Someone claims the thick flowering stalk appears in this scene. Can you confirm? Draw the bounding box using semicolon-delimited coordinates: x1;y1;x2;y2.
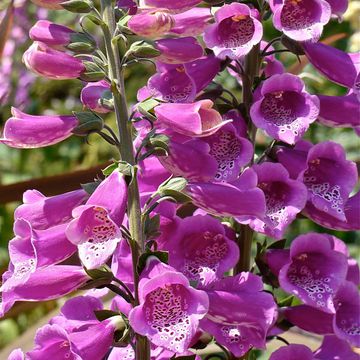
99;0;150;357
1;0;360;358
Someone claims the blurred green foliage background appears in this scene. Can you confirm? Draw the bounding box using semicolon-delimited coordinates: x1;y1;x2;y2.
0;0;359;353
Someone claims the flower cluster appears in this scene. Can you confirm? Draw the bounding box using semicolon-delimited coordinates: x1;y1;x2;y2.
0;0;359;359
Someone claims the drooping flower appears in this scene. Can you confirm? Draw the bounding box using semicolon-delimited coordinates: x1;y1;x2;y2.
50;295;103;332
157;214;239;287
80;80;112;113
276;141;360;230
170;8;213;36
29;20;75;48
0;265;89;317
250;73;320;144
66;170;127;269
154;36;203;64
283;304;334;335
0;107;79;148
283;282;360;348
314;335;360;360
129;257;209;353
15;188;87;230
186;168;266;220
278;232;348;313
333;281;360;347
23;42;85;80
159;111;253;182
266;233;359;287
204;3;263;59
317;93;360;129
270;0;331;42
138;56;221;103
299;141;358;222
10;219;76;270
154;99;226;137
248;162;308;239
128;9;174;38
269;335;360;359
269;344;315;360
200;273;277;357
302;42;360;94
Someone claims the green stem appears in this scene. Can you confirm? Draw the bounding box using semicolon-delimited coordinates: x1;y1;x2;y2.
234;44;261;276
100;1;150;359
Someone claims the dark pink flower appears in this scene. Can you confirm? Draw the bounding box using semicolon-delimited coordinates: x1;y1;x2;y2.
204;3;263;59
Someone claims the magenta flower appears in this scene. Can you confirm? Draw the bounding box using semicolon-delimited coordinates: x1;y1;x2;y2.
159;136;219;181
170;8;213;36
278;233;348;313
23;42;85;80
128;9;174;38
80;80;112;113
283;304;334;335
303;42;360;94
250;73;320;144
284;282;360;348
270;335;359;359
154;99;226;137
204;3;263;59
155;37;203;64
118;0;137;15
314;335;360;360
266;233;359;286
201;114;253;182
10;219;76;271
129;257;209;353
66;171;127;269
7;349;24;360
0;107;79;148
317;93;360;129
248;162;307;239
304;190;360;231
333;281;360;347
140;0;202;13
14;188;87;231
160;112;253;182
50;295;103;332
300;141;358;222
139;56;221;103
269;344;314;360
158;214;239;287
26;324;82;360
270;0;331;42
200;273;277;357
0;265;89;316
187;168;266;220
29;20;74;48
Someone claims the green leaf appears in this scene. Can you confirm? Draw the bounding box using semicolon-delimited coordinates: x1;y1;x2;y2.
81;180;101;195
159;189;192;204
277;295;295;307
84;265;113;281
60;0;93;13
126;41;161;59
94;310;120;322
144;214;160;240
159;177;187;192
72;111;104;135
137;98;160;120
